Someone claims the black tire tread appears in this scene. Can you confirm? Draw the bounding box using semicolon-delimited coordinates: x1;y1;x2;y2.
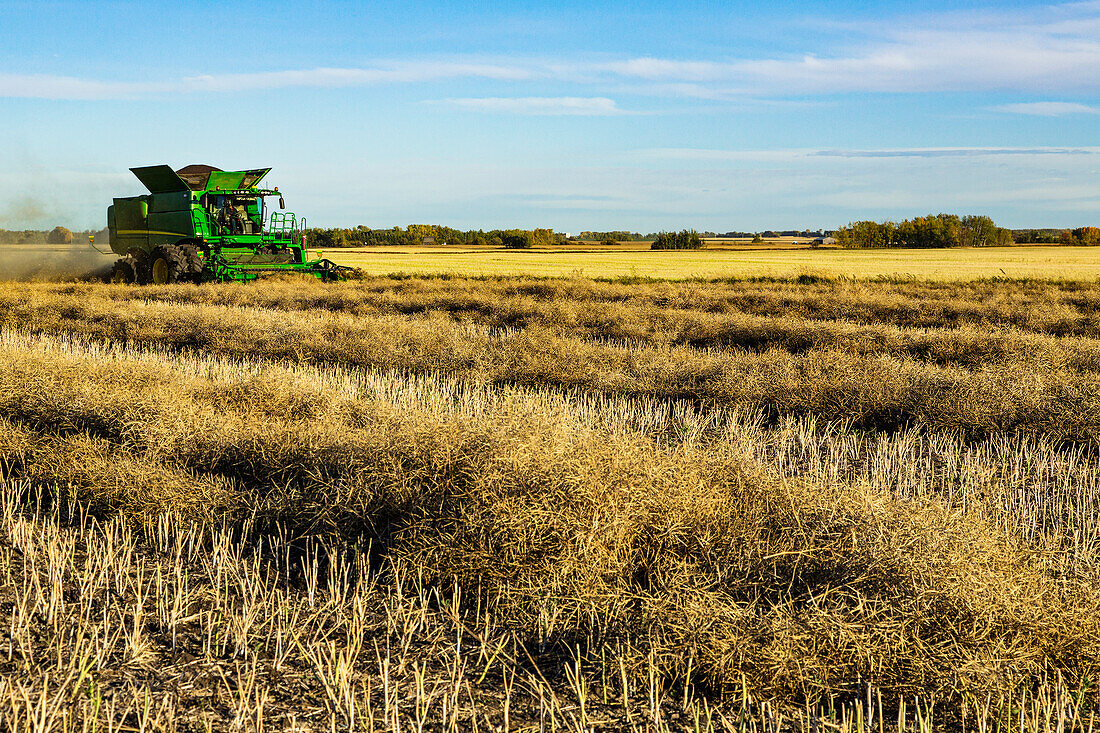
178;242;205;279
111;256;139;284
150;244;189;284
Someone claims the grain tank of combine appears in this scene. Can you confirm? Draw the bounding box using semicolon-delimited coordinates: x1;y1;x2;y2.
107;164;347;283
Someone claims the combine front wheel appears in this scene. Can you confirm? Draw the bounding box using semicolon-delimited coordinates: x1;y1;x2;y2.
110;256;139;284
178;243;205;281
148;245;189;285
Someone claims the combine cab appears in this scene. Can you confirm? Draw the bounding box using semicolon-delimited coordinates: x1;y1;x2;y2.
107;164;349;284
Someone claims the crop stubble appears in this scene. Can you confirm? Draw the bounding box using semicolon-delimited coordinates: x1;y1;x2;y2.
1;275;1099;731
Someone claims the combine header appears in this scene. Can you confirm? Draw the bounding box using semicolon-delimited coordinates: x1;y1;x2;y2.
107;164;349;283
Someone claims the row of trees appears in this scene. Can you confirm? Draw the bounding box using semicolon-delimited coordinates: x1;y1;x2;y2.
306;225;566;249
500;229;561;248
0;227;108;244
834;215;1014;249
319;222;1094;249
577;230;650;242
308;227;834;247
1011;228;1100;245
1014;229;1064;244
579;229;829;240
651;230;704;250
1060;227;1100;245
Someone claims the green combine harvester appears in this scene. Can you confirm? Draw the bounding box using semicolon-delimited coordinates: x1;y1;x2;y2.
107;164;349;283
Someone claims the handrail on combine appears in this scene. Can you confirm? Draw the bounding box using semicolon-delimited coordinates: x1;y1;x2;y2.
268;211;306;242
189;207;204;236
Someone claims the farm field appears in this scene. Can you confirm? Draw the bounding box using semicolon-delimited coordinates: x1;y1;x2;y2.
324;244;1100;280
2;274;1100;730
4;242;1096;282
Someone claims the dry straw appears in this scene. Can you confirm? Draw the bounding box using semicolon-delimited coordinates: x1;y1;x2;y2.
2;276;1100;729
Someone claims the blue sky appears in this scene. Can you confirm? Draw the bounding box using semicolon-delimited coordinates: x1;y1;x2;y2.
1;0;1098;231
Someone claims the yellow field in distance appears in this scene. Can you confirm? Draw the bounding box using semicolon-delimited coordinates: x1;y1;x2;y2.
322;243;1100;281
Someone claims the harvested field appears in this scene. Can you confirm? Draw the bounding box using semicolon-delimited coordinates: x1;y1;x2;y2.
2;275;1100;731
324;244;1100;280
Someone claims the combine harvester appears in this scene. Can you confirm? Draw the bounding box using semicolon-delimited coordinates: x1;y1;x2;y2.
107;164;349;283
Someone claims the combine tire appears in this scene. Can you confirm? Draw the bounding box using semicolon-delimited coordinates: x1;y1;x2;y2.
110;256;139;284
148;245;189;285
178;243;204;279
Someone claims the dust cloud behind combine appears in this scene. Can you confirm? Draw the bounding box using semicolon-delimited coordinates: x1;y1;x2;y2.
0;197;52;225
0;246;115;282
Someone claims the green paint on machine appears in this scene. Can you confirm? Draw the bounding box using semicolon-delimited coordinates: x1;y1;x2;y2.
106;164;349;284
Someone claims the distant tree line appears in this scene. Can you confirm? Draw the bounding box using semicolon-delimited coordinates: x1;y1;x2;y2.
306;225;565;249
1059;227;1100;246
650;230;704;250
835;215;1014;248
500;229;561;249
577;229;830;241
772;230;828;238
577;231;651;242
1010;228;1100;245
0;227;108;244
1013;229;1064;244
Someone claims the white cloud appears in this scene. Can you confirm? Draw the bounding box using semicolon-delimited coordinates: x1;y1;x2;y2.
637;148;815;163
602;4;1100;96
994;101;1100;116
3;2;1100;101
0;62;535;100
812;147;1099;158
613;145;1100;226
0;73;161;100
179;63;533;93
642;146;1100;161
599;59;730;82
431;97;624;115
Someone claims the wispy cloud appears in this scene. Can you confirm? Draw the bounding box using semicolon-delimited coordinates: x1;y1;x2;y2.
180;63;533;93
0;73;160;100
0;62;534;100
812;147;1098;158
613;143;1100;226
637;148;814;163
493;193;619;202
430;96;625;115
599;59;729;82
3;2;1100;101
642;146;1100;161
993;101;1100;116
600;3;1100;97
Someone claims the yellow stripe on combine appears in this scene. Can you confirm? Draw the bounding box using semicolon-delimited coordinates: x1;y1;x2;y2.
116;230;190;237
